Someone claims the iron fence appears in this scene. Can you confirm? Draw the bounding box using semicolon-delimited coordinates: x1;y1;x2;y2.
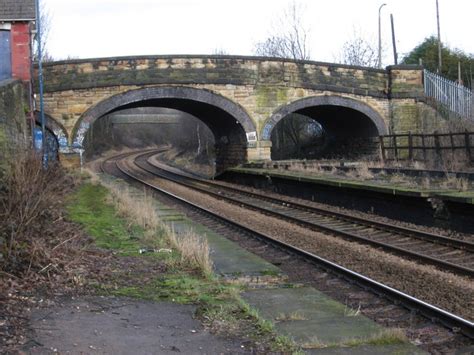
424;69;472;119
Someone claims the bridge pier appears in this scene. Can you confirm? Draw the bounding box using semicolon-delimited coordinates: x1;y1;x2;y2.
58;151;81;169
247;140;272;162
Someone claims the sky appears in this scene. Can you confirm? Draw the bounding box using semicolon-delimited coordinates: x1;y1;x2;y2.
44;0;474;66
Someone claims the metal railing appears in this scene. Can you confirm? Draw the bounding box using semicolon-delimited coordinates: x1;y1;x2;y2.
424;69;472;119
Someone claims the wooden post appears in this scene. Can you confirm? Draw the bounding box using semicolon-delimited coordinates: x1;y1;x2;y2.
458;61;462;83
379;136;386;162
421;134;427;162
449;132;456;160
393;135;398;160
465;130;472;162
390;14;398;65
408;131;413;161
434;131;442;166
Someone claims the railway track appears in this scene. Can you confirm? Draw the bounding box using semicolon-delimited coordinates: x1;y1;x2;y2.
99;150;474;340
139;152;474;279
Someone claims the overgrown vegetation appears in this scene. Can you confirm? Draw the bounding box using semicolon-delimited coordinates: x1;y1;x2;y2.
263;159;473;192
0;153;88;278
0;152;96;352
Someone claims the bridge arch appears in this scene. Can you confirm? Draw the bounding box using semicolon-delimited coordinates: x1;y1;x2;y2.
35;112;69;153
72;86;257;172
72;86;256;145
262;95;388;159
263;95;387;139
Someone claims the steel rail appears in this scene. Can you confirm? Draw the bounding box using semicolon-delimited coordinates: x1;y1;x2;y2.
147;155;474;252
112;152;474;339
137;154;474;278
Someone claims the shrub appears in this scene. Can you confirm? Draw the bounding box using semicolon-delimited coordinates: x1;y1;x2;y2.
0;152;86;277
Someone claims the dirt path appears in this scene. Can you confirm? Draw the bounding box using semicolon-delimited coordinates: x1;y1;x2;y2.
27;296;247;354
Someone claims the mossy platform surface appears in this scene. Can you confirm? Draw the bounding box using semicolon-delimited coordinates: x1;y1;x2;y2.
228;167;474;205
243;287;424;354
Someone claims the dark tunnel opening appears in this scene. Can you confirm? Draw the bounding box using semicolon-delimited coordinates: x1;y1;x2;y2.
271;105;380;161
82;98;249;176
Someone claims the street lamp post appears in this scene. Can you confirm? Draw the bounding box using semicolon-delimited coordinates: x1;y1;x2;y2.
436;0;442;73
35;0;47;168
378;3;387;69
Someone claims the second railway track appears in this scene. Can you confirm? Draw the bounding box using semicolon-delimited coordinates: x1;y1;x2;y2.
137;151;474;279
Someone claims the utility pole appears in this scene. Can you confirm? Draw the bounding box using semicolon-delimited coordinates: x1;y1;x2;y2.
458;61;461;84
390;14;398;65
378;3;387;69
436;0;442;74
35;0;47;167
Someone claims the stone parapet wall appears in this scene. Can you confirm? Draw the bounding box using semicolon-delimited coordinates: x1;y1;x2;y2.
40;56;391;96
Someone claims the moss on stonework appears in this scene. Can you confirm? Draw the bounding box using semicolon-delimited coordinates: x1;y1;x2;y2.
390;82;423;94
255;86;288;111
0;124;6;147
392;104;421;133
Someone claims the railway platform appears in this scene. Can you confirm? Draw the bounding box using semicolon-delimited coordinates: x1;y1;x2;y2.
103;174;424;354
223;166;474;233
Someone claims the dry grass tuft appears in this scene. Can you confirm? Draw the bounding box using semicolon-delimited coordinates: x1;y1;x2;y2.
345;328;407;347
275;310;308;321
169;230;213;276
86;169;213;276
107;186;160;231
302;328;407;349
440;176;470;191
412;161;426;170
421;177;431;189
355;163;374;180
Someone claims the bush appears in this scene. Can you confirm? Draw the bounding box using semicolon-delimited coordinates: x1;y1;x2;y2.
0;152;86;277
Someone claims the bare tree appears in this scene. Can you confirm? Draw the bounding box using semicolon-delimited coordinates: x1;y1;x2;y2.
34;0;53;61
254;1;310;60
212;48;228;55
254;2;316;158
339;29;378;67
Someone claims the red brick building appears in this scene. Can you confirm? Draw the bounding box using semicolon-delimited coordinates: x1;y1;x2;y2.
0;0;36;82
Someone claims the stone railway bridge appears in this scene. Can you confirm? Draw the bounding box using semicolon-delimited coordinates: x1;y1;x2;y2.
38;55;431;171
